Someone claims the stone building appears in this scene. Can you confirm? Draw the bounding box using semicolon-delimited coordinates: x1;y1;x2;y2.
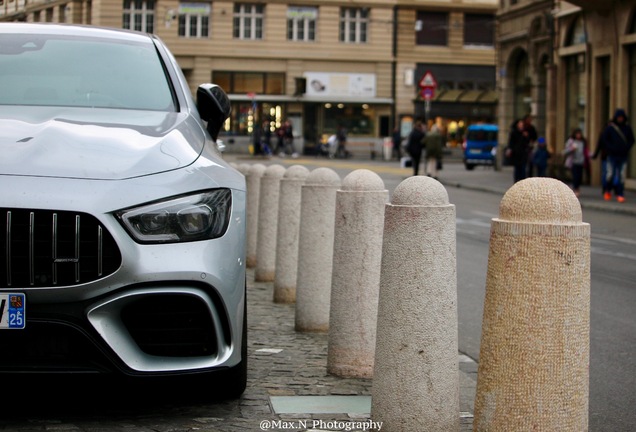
0;0;498;154
498;0;636;189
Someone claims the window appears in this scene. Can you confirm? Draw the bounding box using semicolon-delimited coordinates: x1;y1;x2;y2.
340;7;368;43
287;6;317;42
123;0;155;33
233;3;264;40
178;2;210;38
212;71;285;95
464;14;494;47
416;11;448;46
567;15;586;46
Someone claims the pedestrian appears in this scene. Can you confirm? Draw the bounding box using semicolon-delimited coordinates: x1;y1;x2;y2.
532;136;551;177
563;128;587;197
252;122;262;156
598;108;635;202
423;124;444;179
406;121;426;176
391;126;402;161
275;124;285;155
591;121;610;197
523;114;538;177
282;120;296;157
504;119;530;183
335;124;348;159
260;120;272;156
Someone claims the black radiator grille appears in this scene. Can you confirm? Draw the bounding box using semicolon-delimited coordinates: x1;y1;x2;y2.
1;209;122;288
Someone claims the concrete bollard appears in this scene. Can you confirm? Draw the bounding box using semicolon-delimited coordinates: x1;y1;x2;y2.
236;163;252;176
327;169;388;378
273;165;310;303
295;167;341;333
473;177;590;432
255;164;286;282
246;163;266;268
371;176;459;432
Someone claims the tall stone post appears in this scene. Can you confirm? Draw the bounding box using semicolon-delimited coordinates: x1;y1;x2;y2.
295;168;341;333
236;163;251;176
273;165;310;303
473;177;590;432
371;176;459;432
255;164;286;282
246;163;266;269
327;170;387;378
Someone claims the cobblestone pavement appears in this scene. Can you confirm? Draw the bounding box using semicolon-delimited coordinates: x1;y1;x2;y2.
0;267;476;431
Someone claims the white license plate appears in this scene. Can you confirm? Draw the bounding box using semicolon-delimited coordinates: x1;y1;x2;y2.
0;293;25;329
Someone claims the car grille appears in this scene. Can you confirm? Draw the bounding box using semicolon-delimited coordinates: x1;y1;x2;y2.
121;294;218;358
0;208;122;288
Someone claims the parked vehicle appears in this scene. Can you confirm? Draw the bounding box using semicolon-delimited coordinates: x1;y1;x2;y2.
462;124;499;170
0;23;246;397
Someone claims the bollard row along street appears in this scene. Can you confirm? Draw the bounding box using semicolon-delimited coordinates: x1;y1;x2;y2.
236;163;589;432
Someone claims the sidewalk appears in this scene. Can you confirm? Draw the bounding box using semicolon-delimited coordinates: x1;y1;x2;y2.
226;152;636;216
243;267;476;432
434;162;636;217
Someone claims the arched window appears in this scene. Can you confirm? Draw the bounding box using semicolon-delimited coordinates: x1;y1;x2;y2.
563;15;586;136
513;51;531;119
566;15;586;46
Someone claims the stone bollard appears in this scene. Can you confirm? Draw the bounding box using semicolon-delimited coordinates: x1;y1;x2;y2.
246;163;266;268
273;165;310;303
473;177;590;432
255;164;286;282
371;176;459;432
295;167;341;333
236;163;252;176
327;169;388;378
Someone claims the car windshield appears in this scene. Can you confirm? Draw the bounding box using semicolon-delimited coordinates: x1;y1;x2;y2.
467;130;497;141
0;33;175;111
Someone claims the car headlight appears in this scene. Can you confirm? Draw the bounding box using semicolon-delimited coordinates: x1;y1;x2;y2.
117;189;232;243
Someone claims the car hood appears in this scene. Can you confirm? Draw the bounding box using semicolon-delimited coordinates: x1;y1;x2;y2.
0;106;207;180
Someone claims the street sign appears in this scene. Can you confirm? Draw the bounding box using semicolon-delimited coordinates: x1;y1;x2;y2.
418;71;437;90
421;87;435;100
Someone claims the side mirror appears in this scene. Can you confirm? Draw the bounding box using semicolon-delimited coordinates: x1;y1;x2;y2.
197;83;231;141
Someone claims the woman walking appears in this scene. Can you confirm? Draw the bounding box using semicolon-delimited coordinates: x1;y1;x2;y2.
563;128;587;197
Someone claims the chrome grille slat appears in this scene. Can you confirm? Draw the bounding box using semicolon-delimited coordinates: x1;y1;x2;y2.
6;211;11;287
0;208;122;288
52;213;58;285
97;225;103;277
74;215;81;283
29;212;34;286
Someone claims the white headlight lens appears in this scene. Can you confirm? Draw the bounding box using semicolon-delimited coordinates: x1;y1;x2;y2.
118;189;232;243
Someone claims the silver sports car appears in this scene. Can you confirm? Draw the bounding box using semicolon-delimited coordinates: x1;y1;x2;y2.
0;23;247;396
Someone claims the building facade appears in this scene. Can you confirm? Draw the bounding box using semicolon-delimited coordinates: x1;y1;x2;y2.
1;0;498;154
498;0;636;189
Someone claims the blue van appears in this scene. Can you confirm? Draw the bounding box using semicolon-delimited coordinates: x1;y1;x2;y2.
462;124;499;170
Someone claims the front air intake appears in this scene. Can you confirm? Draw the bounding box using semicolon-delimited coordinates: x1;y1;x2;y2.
120;294;218;357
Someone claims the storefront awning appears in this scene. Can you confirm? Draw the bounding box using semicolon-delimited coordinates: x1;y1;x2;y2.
477;90;498;103
435;89;464;102
228;94;393;104
458;90;483;103
428;89;498;104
